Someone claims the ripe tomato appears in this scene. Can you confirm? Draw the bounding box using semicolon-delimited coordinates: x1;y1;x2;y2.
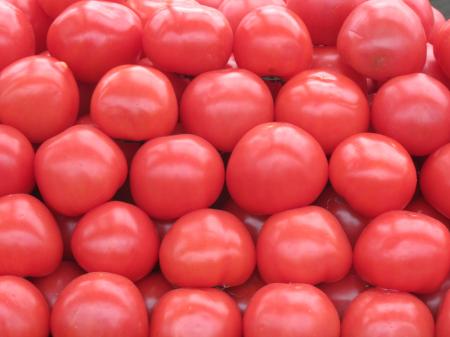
275;69;369;154
143;4;232;75
47;1;143;83
436;290;450;337
72;201;159;281
160;209;255;287
38;0;124;18
342;288;434;337
329;133;417;217
430;7;446;45
233;6;312;79
130;134;224;220
0;276;49;337
337;0;426;81
406;194;449;228
136;272;173;320
227;123;328;215
257;206;352;284
402;0;434;38
0;194;63;277
52;272;148;337
35;125;128;216
0;55;79;143
420;273;450;316
151;288;241;337
244;283;340;337
422;43;450;88
181;69;274;152
54;213;79;260
434;20;450;79
127;0;199;22
226;272;265;313
91;65;178;141
196;0;223;8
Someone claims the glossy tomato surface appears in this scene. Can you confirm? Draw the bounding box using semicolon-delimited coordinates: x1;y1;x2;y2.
430;7;446;45
127;0;199;22
402;0;434;38
406;194;449;228
422;43;450;88
136;272;173;320
435;21;450;90
436;290;450;337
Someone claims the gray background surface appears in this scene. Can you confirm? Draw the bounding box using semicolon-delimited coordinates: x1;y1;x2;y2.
432;0;450;17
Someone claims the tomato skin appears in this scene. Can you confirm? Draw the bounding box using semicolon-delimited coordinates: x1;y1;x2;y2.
227;122;328;215
430;7;446;46
151;288;241;337
337;0;427;81
436;290;450;337
72;201;159;281
233;6;312;79
37;0;124;18
127;0;199;22
422;43;450;88
35;125;128;217
406;194;449;228
160;209;255;287
342;288;434;337
47;1;143;83
130;134;224;220
329;133;417;218
435;21;450;79
181;69;274;152
402;0;434;38
136;272;173;320
244;283;340;337
51;272;148;337
0;276;49;337
275;69;369;154
420;273;450;316
196;0;223;8
226;272;265;313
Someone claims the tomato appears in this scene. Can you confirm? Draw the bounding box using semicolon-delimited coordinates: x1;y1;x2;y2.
436;290;450;337
337;0;426;81
434;20;450;79
286;0;365;46
130;134;224;220
406;194;449;228
136;272;173;320
226;272;265;313
54;214;79;260
143;4;232;75
0;125;34;197
151;288;241;337
196;0;223;8
38;0;125;18
233;6;312;79
31;260;84;308
227;123;328;215
52;272;148;337
47;1;143;83
422;43;450;88
127;0;199;22
160;209;255;287
0;1;35;71
35;125;128;216
181;69;274;152
402;0;434;38
91;65;178;141
0;276;49;337
430;7;446;45
72;201;159;281
329;133;417;217
0;56;79;143
275;69;369;154
244;283;340;337
420;273;450;316
341;288;434;337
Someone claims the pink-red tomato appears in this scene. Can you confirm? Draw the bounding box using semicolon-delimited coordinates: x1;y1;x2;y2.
436;290;450;337
244;283;340;337
430;7;446;45
47;1;143;83
127;0;199;22
54;214;79;260
422;43;450;87
233;6;312;79
35;125;128;216
420;273;450;316
227;123;328;215
342;288;434;337
226;272;265;313
435;20;450;79
0;276;49;337
52;272;148;337
160;209;255;287
337;0;427;81
181;69;274;152
38;0;125;18
406;194;449;228
196;0;223;8
329;133;417;218
130;134;224;220
91;65;178;141
151;288;241;337
402;0;434;38
136;272;173;320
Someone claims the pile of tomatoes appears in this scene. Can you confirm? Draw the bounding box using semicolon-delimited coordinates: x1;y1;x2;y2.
1;0;450;336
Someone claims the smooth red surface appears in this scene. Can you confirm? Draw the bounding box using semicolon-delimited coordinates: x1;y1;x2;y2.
402;0;434;38
436;290;450;337
422;43;450;87
136;272;173;320
127;0;199;22
430;7;446;45
406;194;449;228
435;21;450;81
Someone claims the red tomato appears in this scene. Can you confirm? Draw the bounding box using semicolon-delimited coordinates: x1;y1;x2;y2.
35;125;128;216
420;273;450;316
337;0;426;81
31;260;84;308
342;288;434;337
151;288;241;337
226;272;265;313
406;194;449;228
0;56;79;143
127;0;199;22
244;283;340;337
52;272;148;337
435;20;450;79
436;290;450;337
160;209;255;287
227;123;328;215
143;4;232;75
257;206;352;284
0;1;35;71
0;276;49;337
72;201;159;281
47;1;143;83
38;0;125;18
130;134;224;220
354;211;450;293
54;213;79;260
422;43;450;88
136;272;173;320
430;7;446;45
91;65;178;141
329;133;417;217
233;6;312;79
0;194;63;277
275;69;369;154
196;0;223;8
402;0;434;38
181;69;274;152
